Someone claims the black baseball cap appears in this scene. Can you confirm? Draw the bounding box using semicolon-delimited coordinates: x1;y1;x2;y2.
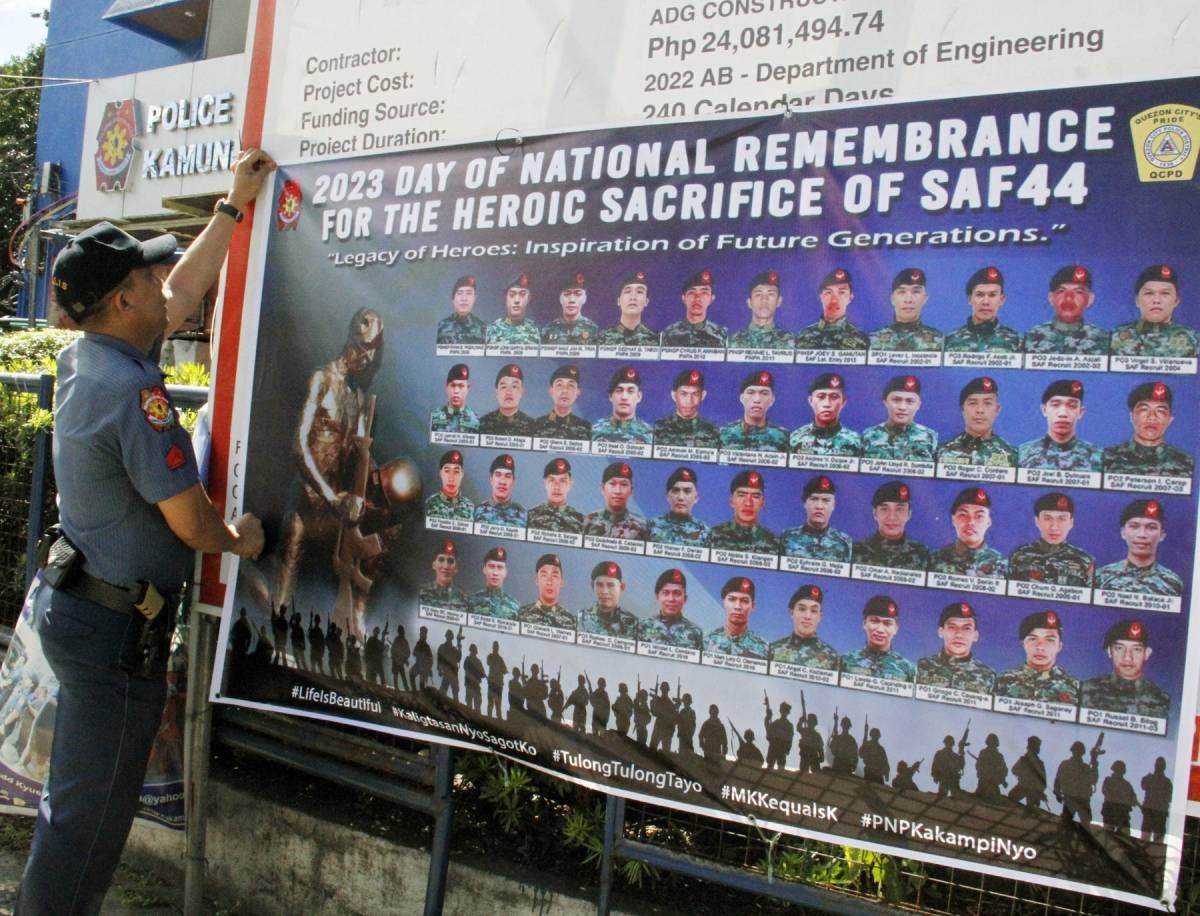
52;222;178;321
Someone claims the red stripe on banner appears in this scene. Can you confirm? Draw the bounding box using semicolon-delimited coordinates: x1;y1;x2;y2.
200;0;277;608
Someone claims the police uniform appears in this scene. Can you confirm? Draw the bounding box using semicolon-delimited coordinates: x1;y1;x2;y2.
769;635;840;669
916;653;996;693
582;508;648;539
474;500;527;528
578;604;638;638
860;422;937;461
780;524;853;561
1103;441;1194;477
526;502;584;533
647;513;712;545
1018;436;1103;471
709;522;779;553
591;416;654;444
430;404;480;433
661;319;727;348
703;628;769;659
993;665;1079;703
518;600;576;629
943;319;1021;352
853;533;929;570
1023;320;1109;354
479;410;534;436
793;318;869;350
1110;320;1199;357
542;315;600;343
436;312;487;344
719;421;788;452
532;412;592;440
840;648;916;682
869;322;943;351
1008;541;1094;586
486;317;541;346
654;414;720;448
1094;560;1183;596
419;583;467;609
937;433;1017;467
467;588;520;620
636;615;702;649
425;491;475;521
728;324;794;349
788;423;861;456
1081;674;1169;718
928;543;1008;578
598;323;659;346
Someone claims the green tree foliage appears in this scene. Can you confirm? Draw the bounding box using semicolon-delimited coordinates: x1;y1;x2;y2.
0;41;45;262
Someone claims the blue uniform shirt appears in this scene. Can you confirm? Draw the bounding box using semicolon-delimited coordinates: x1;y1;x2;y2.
55;333;199;593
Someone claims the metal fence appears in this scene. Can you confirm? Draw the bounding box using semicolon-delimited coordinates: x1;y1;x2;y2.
2;370;1197;916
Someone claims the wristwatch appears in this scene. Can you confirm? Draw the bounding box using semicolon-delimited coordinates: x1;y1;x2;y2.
213;198;243;223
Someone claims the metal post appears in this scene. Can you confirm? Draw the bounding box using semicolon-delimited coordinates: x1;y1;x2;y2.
23;373;53;590
424;744;455;916
597;794;624;916
183;605;219;916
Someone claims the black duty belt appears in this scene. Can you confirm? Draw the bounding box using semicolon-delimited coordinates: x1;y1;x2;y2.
60;567;175;618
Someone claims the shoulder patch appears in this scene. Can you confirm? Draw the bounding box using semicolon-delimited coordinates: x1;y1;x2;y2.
166;444;187;470
140;386;174;431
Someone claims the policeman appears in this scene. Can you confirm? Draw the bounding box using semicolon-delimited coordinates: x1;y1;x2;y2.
485;272;540;345
916;602;996;693
541;270;599;343
1007;492;1095;587
466;546;521;619
728;269;794;349
479;363;535;436
582;462;648;539
793;267;869;350
1102;381;1194;477
860;375;938;461
517;554;576;628
788;372;861;456
22;147;273;913
418;539;467;609
531;364;591;440
840;595;916;682
852;481;930;570
592;365;654;444
1024;264;1109;354
473;454;527;527
928;487;1008;578
943;266;1021;352
769;584;840;670
703;576;769;659
1017;379;1102;471
869;267;944;351
526;457;585;533
936;376;1017;467
780;475;853;561
660;269;728;347
597;269;658;346
635;568;702;649
430;363;479;433
577;561;638;637
718;370;788;452
424;450;474;521
1110;264;1197;357
1095;499;1183;595
647;466;712;546
653;368;721;448
1080;620;1169;718
709;470;780;552
435;275;487;344
993;610;1079;703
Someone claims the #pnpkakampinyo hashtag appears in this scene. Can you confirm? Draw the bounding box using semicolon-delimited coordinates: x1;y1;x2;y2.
861;813;873;827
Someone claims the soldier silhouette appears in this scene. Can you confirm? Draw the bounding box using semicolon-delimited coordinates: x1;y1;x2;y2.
973;733;1008;801
649;681;679;752
409;626;433;690
612;683;633;736
1008;736;1048;809
1140;756;1171;843
764;700;794;770
566;675;589;732
1101;760;1137;835
1055;740;1098;828
798;713;824;774
931;735;964;799
860;727;890;785
698;705;727;763
734;728;764;768
485;642;506;717
633;688;651;745
675;694;696;755
390;625;411;691
828;716;858;775
463;645;484;713
590;677;611;734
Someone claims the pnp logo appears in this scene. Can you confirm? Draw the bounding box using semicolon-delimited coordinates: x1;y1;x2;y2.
1130;105;1200;182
